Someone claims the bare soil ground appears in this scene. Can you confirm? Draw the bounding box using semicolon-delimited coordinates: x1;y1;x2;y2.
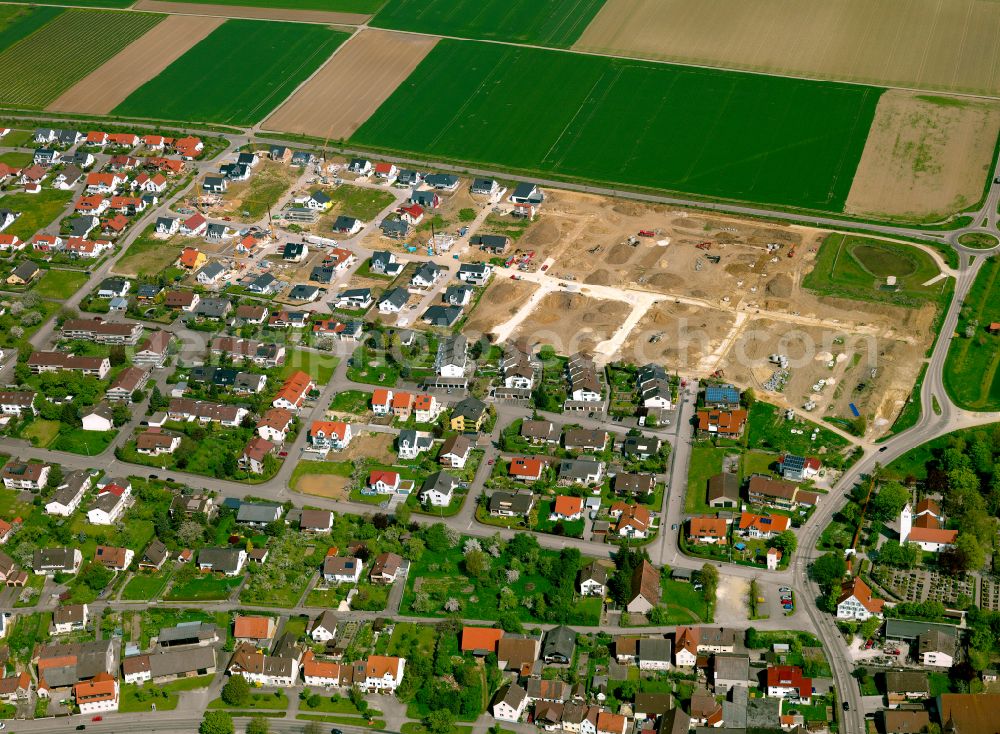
296;474;349;499
510;292;631;354
846;91;1000;220
464;277;539;336
575;0;1000;95
329;431;394;463
466;188;939;435
264;29;438;140
206;160;298;223
48;14;225;114
133;0;371;24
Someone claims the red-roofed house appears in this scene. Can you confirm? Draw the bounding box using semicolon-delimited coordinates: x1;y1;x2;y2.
308;420;352;453
180;213;207;236
836;576;884;621
391;391;414;419
766;665;812;703
371;388;392;416
399;203;424;225
368;471;400;494
737;511;790;540
549;495;583;521
272;371;315;411
900;503;957;552
461;626;504;655
509;457;544;482
688;516;728;545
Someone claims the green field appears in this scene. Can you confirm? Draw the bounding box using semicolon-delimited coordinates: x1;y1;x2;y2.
0;6;64;54
164;0;382;9
113;20;349;125
0;189;74;240
685;445;728;515
52;429;115;455
351;40;881;211
0;151;32;167
33;269;89;299
944;256;1000;410
0;9;163;108
803;234;948;307
372;0;606;46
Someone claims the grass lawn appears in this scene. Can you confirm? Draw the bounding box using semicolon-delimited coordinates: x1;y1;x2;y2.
957;232;998;249
298;714;385;728
0;151;32;167
658;578;711;623
352;40;881;211
945;256;1000;410
163;0;383;10
165;574;242;601
885;423;998;481
802;233;949;307
33;268;88;299
346;351;399;386
0;6;64;54
300;696;382;716
741;449;778;479
52;428;115;455
280;348;339;385
0;9;164;108
19;419;61;447
290;459;352;488
685;445;728;514
119;675;213;712
209;691;288;711
0;188;73;240
929;671;951;696
121;569;171;601
305;585;351;608
116;227;197;277
329;389;371;414
371;0;604;46
113;19;349;125
746;401;852;467
321;184;397;222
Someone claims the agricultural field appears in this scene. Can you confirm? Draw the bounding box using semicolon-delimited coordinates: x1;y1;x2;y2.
802;234;948;308
0;5;64;54
112;19;350;125
944;257;1000;411
0;9;164;109
49;14;225;114
371;0;606;46
845;92;1000;222
139;0;383;12
132;0;374;23
264;29;438;141
351;40;881;211
574;0;1000;96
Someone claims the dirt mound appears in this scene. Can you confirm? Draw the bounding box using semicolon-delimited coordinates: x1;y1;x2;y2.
523;218;561;247
647;272;684;290
766;274;793;298
585;269;612;285
612;202;645;216
606;243;635;265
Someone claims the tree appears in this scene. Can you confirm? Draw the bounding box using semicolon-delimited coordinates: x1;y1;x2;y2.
771;530;798;556
306;693;322;708
246;716;270;734
111;403;132;427
425;707;455;734
869;482;909;523
810;553;846;594
46;463;63;489
463;549;490;580
697;563;719;602
395;502;411;527
131;389;145;404
199;711;234;734
221;675;250;707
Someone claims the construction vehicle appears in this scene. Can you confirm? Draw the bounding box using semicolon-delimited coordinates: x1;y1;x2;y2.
787;246;796;258
406;245;417;253
638;230;655;237
696;242;712;250
706;255;721;264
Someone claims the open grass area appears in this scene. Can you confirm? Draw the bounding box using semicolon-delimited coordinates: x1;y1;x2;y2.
352;40;880;211
121;569;172;601
19;419;61;447
322;184;396;222
885;423;999;481
372;0;604;46
113;19;349;125
280;348;339;385
223;161;295;221
0;188;73;240
746;401;853;467
329;389;370;415
0;151;32;167
0;9;163;108
803;233;948;307
0;6;64;54
658;577;711;623
209;691;288;711
685;445;731;514
290;459;353;488
944;256;1000;410
52;428;115;456
115;227;197;277
165;574;242;601
120;675;213;712
33;268;89;299
958;232;999;249
164;0;383;10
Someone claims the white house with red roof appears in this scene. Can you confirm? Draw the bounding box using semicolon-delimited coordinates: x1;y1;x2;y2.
373;162;398;182
368;471;401;495
836;576;884;621
180;213;207;236
899;503;957;552
509;457;545;482
766;665;812;703
371;388;392;416
549;495;583;522
308;420;352;454
399;203;424;225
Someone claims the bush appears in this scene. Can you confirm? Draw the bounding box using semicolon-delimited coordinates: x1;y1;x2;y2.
221;675;250;707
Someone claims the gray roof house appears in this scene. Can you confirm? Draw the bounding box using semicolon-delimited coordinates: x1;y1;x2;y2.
236;503;282;526
542;626;576;664
422;305;462;327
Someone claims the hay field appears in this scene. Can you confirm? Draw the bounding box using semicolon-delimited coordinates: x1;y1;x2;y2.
0;9;164;109
575;0;1000;96
112;18;349;125
48;14;225;114
265;29;437;140
846;91;1000;220
351;40;881;211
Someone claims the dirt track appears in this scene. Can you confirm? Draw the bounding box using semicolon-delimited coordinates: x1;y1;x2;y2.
264;29;438;140
133;0;371;24
575;0;1000;95
48;14;224;114
846;91;1000;220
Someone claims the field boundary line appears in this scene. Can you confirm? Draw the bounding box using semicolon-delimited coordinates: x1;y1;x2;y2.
539;65;619;167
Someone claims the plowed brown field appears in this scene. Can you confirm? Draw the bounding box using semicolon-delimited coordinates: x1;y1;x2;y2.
48;14;224;114
264;29;437;140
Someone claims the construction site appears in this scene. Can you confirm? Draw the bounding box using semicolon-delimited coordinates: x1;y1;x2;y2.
475;189;942;437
